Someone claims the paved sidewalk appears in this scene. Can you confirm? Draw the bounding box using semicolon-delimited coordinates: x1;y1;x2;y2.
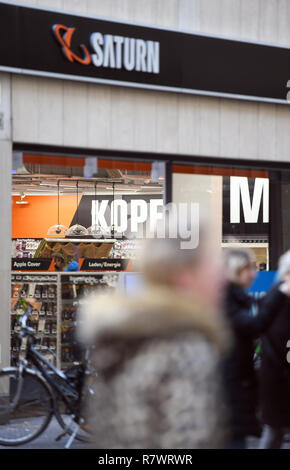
248;436;290;449
1;420;290;450
0;417;89;449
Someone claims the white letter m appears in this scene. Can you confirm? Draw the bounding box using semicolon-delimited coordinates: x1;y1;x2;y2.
230;177;269;223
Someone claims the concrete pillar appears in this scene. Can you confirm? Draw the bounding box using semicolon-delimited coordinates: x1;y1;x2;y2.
0;73;12;368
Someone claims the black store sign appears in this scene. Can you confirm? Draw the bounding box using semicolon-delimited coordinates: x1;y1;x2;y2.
12;258;53;271
1;2;290;103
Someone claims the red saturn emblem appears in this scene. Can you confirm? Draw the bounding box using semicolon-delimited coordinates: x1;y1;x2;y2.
52;24;91;65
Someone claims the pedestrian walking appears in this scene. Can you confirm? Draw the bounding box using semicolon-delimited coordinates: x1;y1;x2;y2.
222;248;289;449
78;226;230;449
259;250;290;449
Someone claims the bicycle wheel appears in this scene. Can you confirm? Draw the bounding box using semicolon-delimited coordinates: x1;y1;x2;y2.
56;411;91;443
54;393;92;443
54;380;92;443
0;368;54;446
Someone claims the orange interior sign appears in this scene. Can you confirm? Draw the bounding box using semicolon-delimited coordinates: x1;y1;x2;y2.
12;195;76;238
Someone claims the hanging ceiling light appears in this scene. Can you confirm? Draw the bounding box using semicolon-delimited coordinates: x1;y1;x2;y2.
109;181;123;239
111;182;116;238
47;180;68;237
65;181;88;237
87;181;110;238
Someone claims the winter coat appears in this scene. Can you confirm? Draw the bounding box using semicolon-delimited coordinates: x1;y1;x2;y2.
223;282;286;440
78;286;230;449
260;283;290;428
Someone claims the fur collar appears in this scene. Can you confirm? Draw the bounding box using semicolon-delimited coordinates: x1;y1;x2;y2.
79;286;230;353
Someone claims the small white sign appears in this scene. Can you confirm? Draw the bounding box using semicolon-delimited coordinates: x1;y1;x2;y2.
84;157;98;177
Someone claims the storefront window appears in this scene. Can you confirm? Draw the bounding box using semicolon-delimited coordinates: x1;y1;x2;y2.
12;154;164;265
10;154;290;369
11;153;164;367
172;163;284;271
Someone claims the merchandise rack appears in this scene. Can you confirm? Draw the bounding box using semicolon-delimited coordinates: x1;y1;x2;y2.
11;273;59;367
11;271;120;369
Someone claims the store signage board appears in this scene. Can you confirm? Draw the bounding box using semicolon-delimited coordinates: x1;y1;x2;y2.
1;2;290;103
229;177;269;224
12;258;54;271
78;258;132;272
61;273;119;285
11;273;58;282
69;194;163;239
223;176;269;238
11;257;133;272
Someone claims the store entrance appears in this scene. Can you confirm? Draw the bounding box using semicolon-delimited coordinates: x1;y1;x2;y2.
11;153;164;368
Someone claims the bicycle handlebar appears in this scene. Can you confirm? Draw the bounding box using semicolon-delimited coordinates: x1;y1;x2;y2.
20;305;33;327
17;302;35;339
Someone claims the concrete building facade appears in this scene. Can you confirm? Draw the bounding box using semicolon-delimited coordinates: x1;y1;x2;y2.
1;0;290;367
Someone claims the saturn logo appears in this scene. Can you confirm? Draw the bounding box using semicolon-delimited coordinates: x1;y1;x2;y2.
52;24;91;65
52;24;160;74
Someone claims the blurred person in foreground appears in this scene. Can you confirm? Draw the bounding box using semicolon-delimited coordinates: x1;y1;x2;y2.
259;250;290;449
222;248;290;449
78;223;230;449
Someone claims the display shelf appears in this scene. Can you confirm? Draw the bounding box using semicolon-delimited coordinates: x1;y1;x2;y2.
11;273;59;367
11;271;120;370
59;272;119;368
44;238;117;243
38;316;57;319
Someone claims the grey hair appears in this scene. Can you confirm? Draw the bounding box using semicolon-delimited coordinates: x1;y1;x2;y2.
138;214;208;286
278;250;290;278
223;248;255;283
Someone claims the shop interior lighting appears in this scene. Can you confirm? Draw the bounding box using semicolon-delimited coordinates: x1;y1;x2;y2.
87;181;110;238
13;175;162;195
15;193;29;205
47;180;68;236
105;186;138;192
111;182;116;238
108;182;124;239
65;181;89;236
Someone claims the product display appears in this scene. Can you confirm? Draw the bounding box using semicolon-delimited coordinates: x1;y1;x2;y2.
12;239;42;258
11;272;120;369
60;273;119;368
34;238;115;264
11;273;58;366
109;240;141;259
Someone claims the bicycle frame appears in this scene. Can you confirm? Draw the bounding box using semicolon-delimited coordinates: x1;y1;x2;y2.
22;335;81;418
9;304;89;429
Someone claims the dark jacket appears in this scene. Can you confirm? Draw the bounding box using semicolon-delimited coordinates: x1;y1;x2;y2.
260;283;290;428
223;282;285;440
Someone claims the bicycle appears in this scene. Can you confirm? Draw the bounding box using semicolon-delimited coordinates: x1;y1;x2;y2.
0;301;95;448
